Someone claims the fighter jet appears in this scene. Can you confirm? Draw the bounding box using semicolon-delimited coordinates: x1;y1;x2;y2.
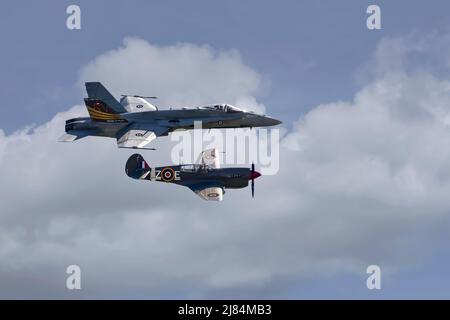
125;149;261;201
59;82;281;149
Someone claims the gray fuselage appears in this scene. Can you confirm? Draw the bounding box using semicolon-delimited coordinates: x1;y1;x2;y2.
65;108;281;139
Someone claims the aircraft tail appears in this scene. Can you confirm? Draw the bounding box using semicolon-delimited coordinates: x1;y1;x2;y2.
84;82;127;121
125;154;151;180
58;131;88;142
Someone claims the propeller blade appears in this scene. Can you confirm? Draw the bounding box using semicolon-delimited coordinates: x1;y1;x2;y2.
251;162;255;198
251;179;255;198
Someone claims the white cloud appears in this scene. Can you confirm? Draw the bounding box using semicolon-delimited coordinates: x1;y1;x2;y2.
1;35;450;298
79;38;266;114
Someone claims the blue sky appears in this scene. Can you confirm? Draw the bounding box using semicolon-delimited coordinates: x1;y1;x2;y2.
2;1;450;299
1;0;448;132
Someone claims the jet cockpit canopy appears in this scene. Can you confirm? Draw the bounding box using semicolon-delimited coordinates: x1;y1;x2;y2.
199;104;245;113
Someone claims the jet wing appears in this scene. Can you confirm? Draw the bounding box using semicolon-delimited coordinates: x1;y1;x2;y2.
197;148;220;168
187;182;224;201
116;125;169;149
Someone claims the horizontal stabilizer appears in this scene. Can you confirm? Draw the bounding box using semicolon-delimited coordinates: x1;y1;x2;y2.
58;131;88;142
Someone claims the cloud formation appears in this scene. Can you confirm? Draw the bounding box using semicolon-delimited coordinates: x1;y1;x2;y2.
79;38;266;114
1;35;450;298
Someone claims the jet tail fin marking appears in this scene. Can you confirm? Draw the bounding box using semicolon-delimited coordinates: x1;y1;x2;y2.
84;82;128;121
85;82;127;114
84;98;125;121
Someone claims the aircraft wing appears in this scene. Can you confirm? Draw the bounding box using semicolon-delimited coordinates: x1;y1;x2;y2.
197;148;220;168
116;125;169;149
187;182;224;201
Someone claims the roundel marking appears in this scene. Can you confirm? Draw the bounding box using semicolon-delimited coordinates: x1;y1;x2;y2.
208;192;220;198
161;167;175;182
136;104;144;109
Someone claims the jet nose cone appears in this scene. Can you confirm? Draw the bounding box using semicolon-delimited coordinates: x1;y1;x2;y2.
249;171;261;180
270;117;282;126
262;116;282;126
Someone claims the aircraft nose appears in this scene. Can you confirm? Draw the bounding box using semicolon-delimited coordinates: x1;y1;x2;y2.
268;117;282;126
260;115;282;126
249;171;261;180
